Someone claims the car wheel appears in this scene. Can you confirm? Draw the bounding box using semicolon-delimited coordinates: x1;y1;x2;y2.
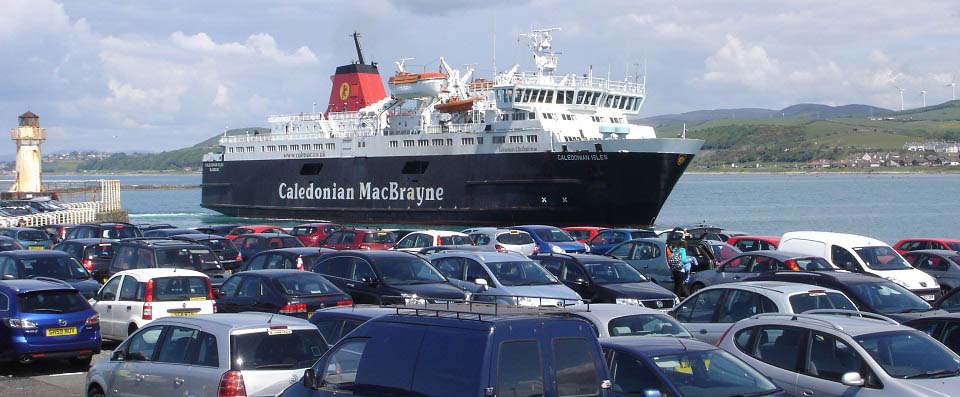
689;283;706;294
88;385;105;397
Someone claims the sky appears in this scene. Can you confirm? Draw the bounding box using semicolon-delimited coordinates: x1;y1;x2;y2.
0;0;958;154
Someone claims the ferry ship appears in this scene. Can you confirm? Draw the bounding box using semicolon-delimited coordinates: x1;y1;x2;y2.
201;29;703;226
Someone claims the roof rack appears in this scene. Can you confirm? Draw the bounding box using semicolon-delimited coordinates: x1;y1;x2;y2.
802;309;899;325
380;296;592;322
753;313;846;330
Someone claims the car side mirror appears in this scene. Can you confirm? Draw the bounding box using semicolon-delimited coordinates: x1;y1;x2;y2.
475;278;489;290
362;276;378;287
841;372;865;387
111;350;124;361
302;368;319;389
573;278;588;286
1;274;14;280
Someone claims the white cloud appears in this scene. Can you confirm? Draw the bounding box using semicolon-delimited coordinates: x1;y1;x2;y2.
702;36;780;90
170;31;318;64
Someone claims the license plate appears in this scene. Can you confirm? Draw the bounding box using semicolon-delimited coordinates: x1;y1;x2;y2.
29;246;43;251
46;327;77;337
169;311;199;317
922;294;935;301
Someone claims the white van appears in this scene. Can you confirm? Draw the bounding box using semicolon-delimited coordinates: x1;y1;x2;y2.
779;231;940;301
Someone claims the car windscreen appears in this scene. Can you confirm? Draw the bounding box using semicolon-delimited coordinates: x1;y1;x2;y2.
855;331;960;379
17;230;49;241
203;238;236;253
275;274;341;296
608;314;691;338
791;257;834;271
487;261;559;286
789;291;857;313
651;349;780;397
582;261;647;283
100;226;140;239
848;281;931;314
17;290;90;314
151;276;209;301
438;235;472;245
362;232;396;244
231;329;327;370
18;256;90;280
534;228;575;242
496;232;534;245
629;231;657;239
156;248;222;271
854;246;912;270
290;227;316;236
375;257;447;285
85;243;115;259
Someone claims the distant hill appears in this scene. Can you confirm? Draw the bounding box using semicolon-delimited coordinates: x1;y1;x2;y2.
638;103;892;127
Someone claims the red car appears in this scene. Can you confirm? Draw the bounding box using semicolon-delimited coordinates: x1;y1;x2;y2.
320;229;397;250
561;226;607;243
290;223;343;247
225;225;286;240
893;238;960;254
726;235;781;252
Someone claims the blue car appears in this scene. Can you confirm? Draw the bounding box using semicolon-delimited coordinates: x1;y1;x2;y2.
601;336;784;397
509;225;588;254
0;227;51;250
586;228;657;255
0;250;102;299
0;279;101;365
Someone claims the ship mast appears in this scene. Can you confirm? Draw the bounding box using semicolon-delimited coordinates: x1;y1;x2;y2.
519;28;561;76
352;31;366;65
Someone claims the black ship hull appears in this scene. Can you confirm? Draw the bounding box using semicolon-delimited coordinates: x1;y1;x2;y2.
201;151;694;227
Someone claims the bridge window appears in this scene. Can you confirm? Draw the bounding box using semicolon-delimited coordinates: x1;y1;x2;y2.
576;91;585;104
545;90;554;103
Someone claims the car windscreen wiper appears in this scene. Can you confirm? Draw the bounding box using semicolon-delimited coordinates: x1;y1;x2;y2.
905;369;960;379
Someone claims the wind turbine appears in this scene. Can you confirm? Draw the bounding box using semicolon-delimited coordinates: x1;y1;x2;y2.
920;89;927;108
946;75;957;101
894;86;905;111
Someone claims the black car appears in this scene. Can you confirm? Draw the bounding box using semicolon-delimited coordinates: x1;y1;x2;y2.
135;223;177;232
142;228;203;238
0;236;24;252
0;250;101;299
904;313;960;355
171;233;242;272
52;238;116;282
193;225;239;237
308;305;406;347
746;270;944;322
239;247;333;272
65;222;142;240
35;223;76;243
109;238;228;289
532;253;679;309
232;233;303;263
216;269;352;319
311;250;467;304
932;286;960;312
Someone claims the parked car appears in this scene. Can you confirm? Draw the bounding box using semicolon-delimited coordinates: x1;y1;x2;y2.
135;223;177;232
52;238;116;283
225;224;286;240
602;336;783;397
90;268;215;341
0;226;52;249
511;225;589;253
698;239;742;267
308;305;411;347
282;307;612;397
605;238;675;289
142;228;202;238
0;250;101;299
933;286;960;312
746;270;944;322
779;231;941;300
551;303;691;338
171;233;242;272
66;223;142;241
216;270;352;318
894;238;960;254
585;228;657;255
0;236;25;252
311;250;467;305
687;250;836;293
109;238;228;289
233;233;303;263
670;281;857;344
393;230;472;252
85;313;328;397
905;313;960;355
319;228;396;251
386;229;418;240
533;253;679;309
417;245;489;255
239;247;333;272
290;223;343;247
428;251;581;306
660;223;743;242
467;228;538;255
727;235;781;252
561;226;607;243
718;311;960;397
0;279;101;366
192;224;239;237
36;223;76;244
903;249;960;293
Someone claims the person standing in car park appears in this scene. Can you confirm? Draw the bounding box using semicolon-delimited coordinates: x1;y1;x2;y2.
667;229;696;296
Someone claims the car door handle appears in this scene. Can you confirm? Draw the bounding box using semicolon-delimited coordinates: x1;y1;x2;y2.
699;329;708;334
174;377;184;386
106;305;112;310
801;389;813;397
732;276;740;280
126;306;132;311
346;283;355;287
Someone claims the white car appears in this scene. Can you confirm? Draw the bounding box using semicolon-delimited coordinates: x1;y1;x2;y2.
467;228;539;255
393;230;473;252
90;268;216;341
779;231;940;300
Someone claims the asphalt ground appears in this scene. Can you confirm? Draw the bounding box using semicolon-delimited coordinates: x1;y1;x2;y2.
0;342;117;397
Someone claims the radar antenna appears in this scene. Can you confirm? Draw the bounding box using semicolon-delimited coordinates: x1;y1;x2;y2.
352;31;366;65
519;28;561;76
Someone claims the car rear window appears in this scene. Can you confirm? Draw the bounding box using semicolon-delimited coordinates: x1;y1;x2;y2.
151;276;209;302
156;248;221;271
17;290;90;313
100;226;140;239
362;232;396;244
789;291;857;313
565;230;591;241
497;232;534;245
18;256;90;280
230;228;253;236
275;274;340;296
608;314;692;338
84;243;115;259
290;227;316;236
231;329;327;370
630;231;657;239
439;235;472;245
18;230;48;241
203;238;235;253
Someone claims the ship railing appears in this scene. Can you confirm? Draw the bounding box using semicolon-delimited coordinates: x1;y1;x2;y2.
497;72;645;93
267;112;326;123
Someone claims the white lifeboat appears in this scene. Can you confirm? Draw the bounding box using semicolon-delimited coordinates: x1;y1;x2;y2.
388;72;448;99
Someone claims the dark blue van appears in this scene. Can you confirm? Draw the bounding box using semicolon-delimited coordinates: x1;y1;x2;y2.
284;307;611;396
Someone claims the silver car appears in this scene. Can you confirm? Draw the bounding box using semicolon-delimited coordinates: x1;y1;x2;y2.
85;313;328;397
719;311;960;397
686;250;836;293
556;303;692;339
670;281;858;344
428;250;582;306
467;228;538;255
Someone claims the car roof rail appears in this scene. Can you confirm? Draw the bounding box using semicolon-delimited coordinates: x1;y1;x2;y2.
380;296;592;322
752;313;845;330
801;309;899;325
30;277;74;288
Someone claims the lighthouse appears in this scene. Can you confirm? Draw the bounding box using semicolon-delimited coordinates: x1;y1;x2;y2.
9;111;46;193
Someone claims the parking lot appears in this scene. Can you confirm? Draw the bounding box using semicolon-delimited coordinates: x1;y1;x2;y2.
0;345;113;397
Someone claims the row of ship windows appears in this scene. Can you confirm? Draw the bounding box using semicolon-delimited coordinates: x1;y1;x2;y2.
496;112;626;123
228;143;336;153
227;135;541;153
495;88;643;111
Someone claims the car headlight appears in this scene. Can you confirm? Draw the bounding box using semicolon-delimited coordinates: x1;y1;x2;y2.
551;245;565;253
616;298;641;306
673;297;681;306
401;293;426;305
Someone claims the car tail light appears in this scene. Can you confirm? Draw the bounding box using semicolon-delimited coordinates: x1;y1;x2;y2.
236;252;242;262
495;244;505;252
81;258;94;271
85;314;100;326
218;370;247;397
279;303;307;314
784;259;800;271
716;325;734;346
144;280;154;302
6;318;38;329
336;298;353;307
205;278;215;300
296;257;304;271
142;303;153;320
213;303;218;313
436;238;442;246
